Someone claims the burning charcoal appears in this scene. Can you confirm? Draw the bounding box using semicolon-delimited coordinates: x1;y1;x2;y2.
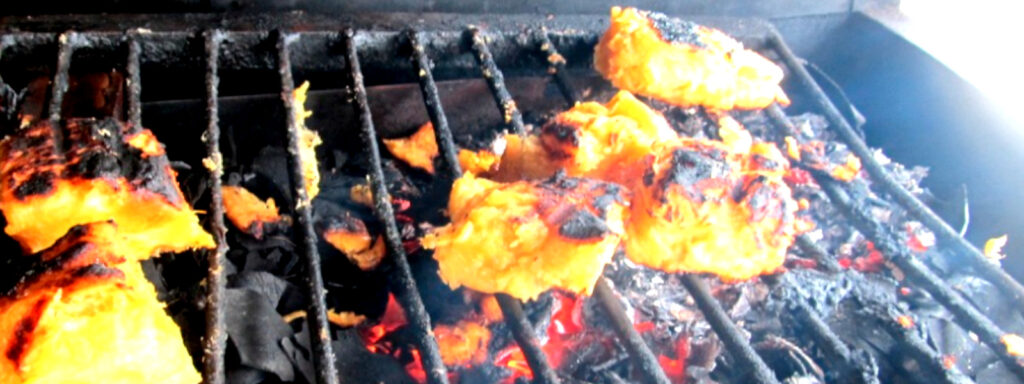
333;329;417;384
224;288;296;382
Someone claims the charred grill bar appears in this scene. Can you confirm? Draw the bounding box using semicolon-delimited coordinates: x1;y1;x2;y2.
766;32;1024;312
0;11;1021;384
342;28;451;384
765;105;1024;382
202;29;230;384
277;30;341;384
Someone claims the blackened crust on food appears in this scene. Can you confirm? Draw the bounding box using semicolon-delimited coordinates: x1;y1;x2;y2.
644;11;707;48
13;171;55;199
5;297;48;368
63;263;123;286
5;118;183;205
660;147;729;201
540;121;581;159
591;183;628;217
558;208;610;240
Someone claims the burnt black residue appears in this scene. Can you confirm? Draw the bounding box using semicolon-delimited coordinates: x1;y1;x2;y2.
645;10;706;48
13;171;55;199
591;183;627;217
5;297;48;367
540;121;580;159
558;208;610;240
660;147;729;201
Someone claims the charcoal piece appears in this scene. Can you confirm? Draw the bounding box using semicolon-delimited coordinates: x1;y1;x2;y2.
226;366;274;384
228;271;292;310
333;329;417;384
281;326;314;384
252;146;294;206
225;288;295;382
977;362;1019;384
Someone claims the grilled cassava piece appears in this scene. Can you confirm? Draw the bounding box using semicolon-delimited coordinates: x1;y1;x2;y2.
0;118;214;255
594;7;789;111
0;222;200;384
422;172;628;301
625;125;805;280
222;185;282;239
454;91;807;282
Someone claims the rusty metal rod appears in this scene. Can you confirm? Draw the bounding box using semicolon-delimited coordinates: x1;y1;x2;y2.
343;28;450;384
815;172;1024;381
680;274;780;384
276;30;340;384
465;26;526;135
201;29;229;384
407;30;461;183
593;279;672;384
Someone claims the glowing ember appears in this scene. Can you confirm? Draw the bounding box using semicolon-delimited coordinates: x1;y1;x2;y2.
658;336;690;383
896;315;915;329
1001;334;1024;357
942;355;957;370
435;321;492;366
905;222;935;253
494;292;585;382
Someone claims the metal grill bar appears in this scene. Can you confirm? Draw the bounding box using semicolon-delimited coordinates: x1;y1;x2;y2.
407;26;559;384
534;28;578;107
407;30;461;183
767;33;1024;312
593;279;672;384
275;30;340;384
794;235;843;273
680;274;780;384
495;294;562;384
785;289;879;384
341;28;450;384
125;33;142;128
534;31;672;384
45;31;74;153
465;27;526;135
863;305;974;384
767;103;1024;380
201;29;229;384
815;172;1024;380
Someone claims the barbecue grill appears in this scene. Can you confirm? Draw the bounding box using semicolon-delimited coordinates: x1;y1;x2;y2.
1;3;1023;384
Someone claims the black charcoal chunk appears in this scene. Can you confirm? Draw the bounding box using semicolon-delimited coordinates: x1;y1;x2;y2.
225;288;295;382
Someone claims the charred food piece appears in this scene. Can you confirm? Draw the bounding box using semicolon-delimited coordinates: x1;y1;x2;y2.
322;212;386;271
0;118;214;255
422;172;628;301
594;7;790;111
0;222;200;384
383;122;439;174
625;136;806;281
461;90;677;184
222;185;283;239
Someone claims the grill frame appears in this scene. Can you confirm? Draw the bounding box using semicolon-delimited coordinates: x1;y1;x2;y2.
1;11;1022;384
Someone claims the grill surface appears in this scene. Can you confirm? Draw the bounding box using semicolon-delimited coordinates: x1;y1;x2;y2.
1;11;1022;384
